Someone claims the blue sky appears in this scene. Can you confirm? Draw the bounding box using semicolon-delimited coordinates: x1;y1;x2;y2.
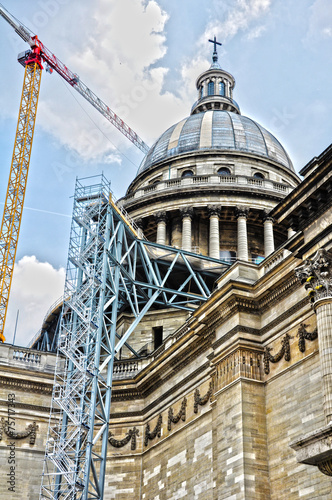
0;0;331;345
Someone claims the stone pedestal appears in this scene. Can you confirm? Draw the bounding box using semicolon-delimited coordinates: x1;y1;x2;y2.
290;424;332;476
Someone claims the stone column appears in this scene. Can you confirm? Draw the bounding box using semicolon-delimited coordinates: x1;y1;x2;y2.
203;81;208;97
181;208;193;252
296;249;332;424
155;212;167;246
208;205;220;259
236;207;249;262
263;216;275;257
134;217;144;239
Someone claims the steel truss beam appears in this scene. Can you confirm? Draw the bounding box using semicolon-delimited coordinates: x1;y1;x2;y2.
40;175;229;499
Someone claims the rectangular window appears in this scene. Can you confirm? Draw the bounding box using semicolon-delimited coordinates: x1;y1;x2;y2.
153;326;163;350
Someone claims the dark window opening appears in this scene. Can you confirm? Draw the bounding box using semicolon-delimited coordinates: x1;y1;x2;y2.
153;326;163;350
219;81;225;96
217;167;231;176
253;172;264;179
208;81;214;95
181;170;194;178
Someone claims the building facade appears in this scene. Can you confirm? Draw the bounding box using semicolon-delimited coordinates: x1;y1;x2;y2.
1;47;332;499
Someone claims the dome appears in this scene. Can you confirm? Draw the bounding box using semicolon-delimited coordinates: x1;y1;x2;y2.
137;110;294;175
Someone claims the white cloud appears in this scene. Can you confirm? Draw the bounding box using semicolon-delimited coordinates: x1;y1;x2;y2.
33;0;184;161
247;24;267;40
4;256;65;347
306;0;332;43
202;0;271;41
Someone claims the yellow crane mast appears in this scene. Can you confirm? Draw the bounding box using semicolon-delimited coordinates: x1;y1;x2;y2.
0;61;42;342
0;5;149;343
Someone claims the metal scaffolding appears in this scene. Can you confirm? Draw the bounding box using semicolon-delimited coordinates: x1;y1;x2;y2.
40;175;229;499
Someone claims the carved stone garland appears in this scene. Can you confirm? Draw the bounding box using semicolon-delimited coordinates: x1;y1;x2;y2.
263;334;292;375
168;398;187;431
144;414;162;446
297;323;318;353
0;417;38;445
108;427;139;451
194;382;212;414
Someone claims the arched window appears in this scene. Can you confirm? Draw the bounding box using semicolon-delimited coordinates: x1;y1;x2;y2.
219;81;225;96
217;167;231;176
253;172;264;179
181;170;194;178
208;81;214;96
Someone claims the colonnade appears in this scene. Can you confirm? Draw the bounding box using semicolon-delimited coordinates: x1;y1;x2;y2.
153;206;280;261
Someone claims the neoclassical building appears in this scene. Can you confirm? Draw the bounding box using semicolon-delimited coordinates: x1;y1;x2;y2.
122;46;299;266
0;46;332;499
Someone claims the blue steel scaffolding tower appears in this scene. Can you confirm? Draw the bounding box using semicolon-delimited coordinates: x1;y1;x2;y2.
40;175;228;499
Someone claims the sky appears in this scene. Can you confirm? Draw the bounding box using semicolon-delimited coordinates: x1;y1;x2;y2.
0;0;331;346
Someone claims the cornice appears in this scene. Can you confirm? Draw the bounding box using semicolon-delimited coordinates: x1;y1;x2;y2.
0;399;50;414
0;375;53;395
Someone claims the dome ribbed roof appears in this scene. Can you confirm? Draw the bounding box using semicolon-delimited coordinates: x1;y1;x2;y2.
137;110;294;175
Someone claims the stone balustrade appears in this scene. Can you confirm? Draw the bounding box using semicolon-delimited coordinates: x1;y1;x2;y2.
0;343;60;374
120;174;292;206
113;358;150;380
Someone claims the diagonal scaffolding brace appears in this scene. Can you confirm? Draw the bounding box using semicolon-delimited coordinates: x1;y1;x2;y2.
40;175;229;499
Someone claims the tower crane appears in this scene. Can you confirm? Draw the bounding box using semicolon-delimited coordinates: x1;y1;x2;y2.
0;5;149;343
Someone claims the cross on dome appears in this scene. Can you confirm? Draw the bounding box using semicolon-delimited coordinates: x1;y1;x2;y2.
208;36;222;66
208;36;222;53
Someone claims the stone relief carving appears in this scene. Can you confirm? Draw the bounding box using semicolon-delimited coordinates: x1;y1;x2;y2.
318;459;332;476
168;398;187;431
194;382;212;413
108;427;139;451
297;323;318;353
144;414;162;446
263;334;292;375
295;248;332;304
0;418;38;445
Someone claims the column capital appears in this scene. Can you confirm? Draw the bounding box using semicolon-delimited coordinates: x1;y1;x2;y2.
263;211;274;223
180;207;194;220
135;217;144;229
235;206;249;219
295;248;332;305
207;205;220;217
155;211;167;223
